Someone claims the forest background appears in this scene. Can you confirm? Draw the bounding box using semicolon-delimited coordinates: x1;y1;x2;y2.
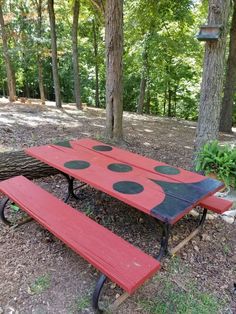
0;0;221;122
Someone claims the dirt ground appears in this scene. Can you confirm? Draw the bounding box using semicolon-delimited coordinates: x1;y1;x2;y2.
0;99;235;314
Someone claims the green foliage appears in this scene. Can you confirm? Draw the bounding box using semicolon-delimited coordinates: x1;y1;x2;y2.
195;140;236;187
75;296;90;311
0;0;207;118
139;272;223;314
30;274;51;294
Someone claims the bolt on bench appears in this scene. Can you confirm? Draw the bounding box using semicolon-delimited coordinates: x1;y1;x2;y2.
0;176;160;312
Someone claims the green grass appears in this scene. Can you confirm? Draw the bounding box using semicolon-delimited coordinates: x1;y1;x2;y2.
30;274;51;294
140;278;223;314
222;243;230;255
75;296;90;312
139;257;224;314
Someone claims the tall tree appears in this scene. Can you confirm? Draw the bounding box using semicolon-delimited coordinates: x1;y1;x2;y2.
72;0;82;109
48;0;62;108
36;0;46;104
195;0;231;155
0;3;16;102
105;0;123;141
92;17;100;107
137;36;149;114
220;0;236;133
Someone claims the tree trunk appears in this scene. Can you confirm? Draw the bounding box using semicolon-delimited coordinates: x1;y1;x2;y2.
137;45;148;114
0;150;59;181
105;0;123;141
37;0;46;105
195;0;231;154
0;4;16;102
163;86;167;115
167;86;172;117
145;87;150;114
72;0;82;110
173;85;178;116
93;18;100;108
137;76;147;114
48;0;62;108
38;57;45;104
220;0;236;133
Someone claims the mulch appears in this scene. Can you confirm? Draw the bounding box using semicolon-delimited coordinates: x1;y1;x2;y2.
0;100;235;314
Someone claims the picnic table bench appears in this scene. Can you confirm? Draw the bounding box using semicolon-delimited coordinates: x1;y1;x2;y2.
0;176;160;311
0;138;233;311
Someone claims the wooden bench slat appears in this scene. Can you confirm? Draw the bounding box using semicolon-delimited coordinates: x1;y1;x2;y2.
0;176;160;294
199;195;233;214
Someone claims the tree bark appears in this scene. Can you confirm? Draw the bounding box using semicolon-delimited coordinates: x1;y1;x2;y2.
0;4;16;102
137;76;147;114
93;18;100;108
72;0;82;110
0;150;59;181
145;87;150;114
105;0;123;141
38;57;46;104
37;0;46;105
167;85;172;117
137;45;148;114
220;0;236;133
195;0;231;154
48;0;62;108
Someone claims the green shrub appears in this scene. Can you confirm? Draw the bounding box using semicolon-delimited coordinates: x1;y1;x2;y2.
195;140;236;187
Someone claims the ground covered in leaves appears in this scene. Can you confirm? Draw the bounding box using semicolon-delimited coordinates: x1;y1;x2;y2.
0;99;235;314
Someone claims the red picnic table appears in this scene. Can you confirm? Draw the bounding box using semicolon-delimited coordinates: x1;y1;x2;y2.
25;138;230;259
1;138;233;311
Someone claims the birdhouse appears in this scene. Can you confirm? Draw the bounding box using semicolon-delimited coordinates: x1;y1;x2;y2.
196;25;222;41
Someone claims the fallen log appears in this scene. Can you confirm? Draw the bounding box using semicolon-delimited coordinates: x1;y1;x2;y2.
0;150;59;181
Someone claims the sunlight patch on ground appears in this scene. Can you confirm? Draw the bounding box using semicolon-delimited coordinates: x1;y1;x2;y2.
143;142;151;146
184;145;192;150
92;123;105;128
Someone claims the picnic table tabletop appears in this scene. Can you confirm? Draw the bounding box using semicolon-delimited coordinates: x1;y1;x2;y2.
25;138;224;224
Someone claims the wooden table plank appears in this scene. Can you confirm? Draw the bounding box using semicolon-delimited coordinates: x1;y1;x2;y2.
74;138;223;188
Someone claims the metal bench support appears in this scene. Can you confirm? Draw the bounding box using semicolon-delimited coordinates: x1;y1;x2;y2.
0;197;11;225
0;197;33;227
157;208;208;260
62;173;87;203
92;274;107;312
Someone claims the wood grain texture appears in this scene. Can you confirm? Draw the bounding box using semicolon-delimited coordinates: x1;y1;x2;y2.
0;176;160;294
74;138;223;185
199;195;233;214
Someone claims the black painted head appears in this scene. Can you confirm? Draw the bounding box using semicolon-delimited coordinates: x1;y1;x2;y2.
64;160;90;170
93;145;113;152
108;163;133;172
54;140;72;148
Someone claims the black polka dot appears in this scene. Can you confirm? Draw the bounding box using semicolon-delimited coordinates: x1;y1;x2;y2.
108;163;133;172
55;140;72;148
93;145;113;151
113;181;144;194
64;160;90;169
154;166;180;175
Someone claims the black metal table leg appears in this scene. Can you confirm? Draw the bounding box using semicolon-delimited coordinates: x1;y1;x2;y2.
92;274;107;312
198;208;207;227
156;222;171;261
61;173;87;203
0;197;11;225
